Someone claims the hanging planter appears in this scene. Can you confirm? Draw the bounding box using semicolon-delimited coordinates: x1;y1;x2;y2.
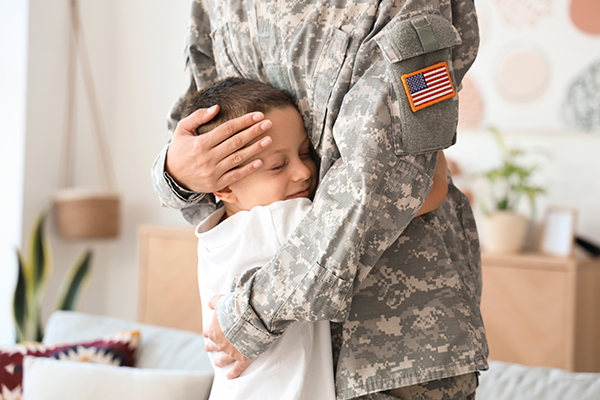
55;0;120;239
55;188;120;239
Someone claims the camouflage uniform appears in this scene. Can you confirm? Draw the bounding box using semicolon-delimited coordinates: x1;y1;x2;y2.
152;0;488;399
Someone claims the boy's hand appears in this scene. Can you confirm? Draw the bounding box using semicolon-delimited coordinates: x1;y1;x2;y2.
203;295;253;379
166;106;273;193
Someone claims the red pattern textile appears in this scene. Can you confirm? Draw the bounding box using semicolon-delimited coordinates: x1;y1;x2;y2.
0;330;140;400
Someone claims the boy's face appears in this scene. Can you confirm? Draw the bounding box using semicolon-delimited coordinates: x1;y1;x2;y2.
218;106;317;215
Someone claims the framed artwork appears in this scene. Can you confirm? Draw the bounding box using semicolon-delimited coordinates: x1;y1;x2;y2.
539;206;578;257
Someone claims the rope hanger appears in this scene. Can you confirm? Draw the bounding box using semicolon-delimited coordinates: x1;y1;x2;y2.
62;0;117;190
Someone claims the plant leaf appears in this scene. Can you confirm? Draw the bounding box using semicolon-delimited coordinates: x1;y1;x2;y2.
56;250;93;311
13;250;28;343
27;211;52;342
29;211;52;302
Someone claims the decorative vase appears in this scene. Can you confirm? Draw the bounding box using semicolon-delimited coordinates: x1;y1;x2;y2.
54;188;120;239
483;211;528;254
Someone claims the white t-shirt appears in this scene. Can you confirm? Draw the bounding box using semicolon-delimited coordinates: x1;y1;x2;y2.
196;198;336;400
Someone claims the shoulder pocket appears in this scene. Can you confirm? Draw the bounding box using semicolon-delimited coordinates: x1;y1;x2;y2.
376;14;462;155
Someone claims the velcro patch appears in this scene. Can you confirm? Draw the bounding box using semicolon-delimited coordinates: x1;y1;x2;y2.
401;62;456;112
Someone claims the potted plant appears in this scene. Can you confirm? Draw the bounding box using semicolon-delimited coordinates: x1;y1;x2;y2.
480;127;546;253
13;210;93;342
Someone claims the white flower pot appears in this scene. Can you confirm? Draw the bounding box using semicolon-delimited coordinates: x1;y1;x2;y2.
483;211;528;254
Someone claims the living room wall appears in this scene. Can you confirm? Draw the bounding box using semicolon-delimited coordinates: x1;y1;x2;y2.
0;0;28;345
0;0;192;344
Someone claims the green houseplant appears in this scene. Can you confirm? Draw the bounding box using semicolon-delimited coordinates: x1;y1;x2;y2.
13;210;93;342
480;127;546;253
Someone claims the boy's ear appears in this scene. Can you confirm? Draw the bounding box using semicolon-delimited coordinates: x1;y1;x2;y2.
213;186;237;203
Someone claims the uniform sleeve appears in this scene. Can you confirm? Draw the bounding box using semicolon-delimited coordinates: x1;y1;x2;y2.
217;56;438;359
151;0;220;225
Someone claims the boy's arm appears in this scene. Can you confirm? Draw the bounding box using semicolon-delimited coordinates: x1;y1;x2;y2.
415;151;448;217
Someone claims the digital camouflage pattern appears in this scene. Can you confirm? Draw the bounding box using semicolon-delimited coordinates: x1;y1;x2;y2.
151;0;488;398
354;372;478;400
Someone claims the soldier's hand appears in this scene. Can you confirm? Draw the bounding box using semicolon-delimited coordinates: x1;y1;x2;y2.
166;106;273;193
203;295;253;379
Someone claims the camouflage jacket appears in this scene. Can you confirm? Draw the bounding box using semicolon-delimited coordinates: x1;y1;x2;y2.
151;0;488;398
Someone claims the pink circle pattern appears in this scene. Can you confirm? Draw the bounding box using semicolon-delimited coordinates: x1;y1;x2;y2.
492;0;552;28
458;75;485;130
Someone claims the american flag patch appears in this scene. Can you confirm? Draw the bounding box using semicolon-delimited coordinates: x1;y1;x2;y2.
401;62;456;112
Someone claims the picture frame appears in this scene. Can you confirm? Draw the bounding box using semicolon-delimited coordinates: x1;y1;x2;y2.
539;207;578;257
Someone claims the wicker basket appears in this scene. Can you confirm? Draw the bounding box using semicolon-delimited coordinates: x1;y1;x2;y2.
54;188;120;239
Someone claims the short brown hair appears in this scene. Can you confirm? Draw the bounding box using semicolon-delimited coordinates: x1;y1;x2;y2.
184;78;297;135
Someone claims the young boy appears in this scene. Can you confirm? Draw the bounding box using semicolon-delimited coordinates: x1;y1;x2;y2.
188;78;333;400
186;78;448;400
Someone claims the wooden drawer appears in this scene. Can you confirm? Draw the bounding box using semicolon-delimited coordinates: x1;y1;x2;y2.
481;253;600;372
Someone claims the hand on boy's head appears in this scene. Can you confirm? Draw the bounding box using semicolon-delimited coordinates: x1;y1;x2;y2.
166;106;273;193
203;294;253;379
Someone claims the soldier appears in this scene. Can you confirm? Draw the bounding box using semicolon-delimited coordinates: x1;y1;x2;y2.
152;1;489;399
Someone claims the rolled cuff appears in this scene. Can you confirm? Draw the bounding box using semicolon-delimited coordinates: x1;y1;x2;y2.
217;293;282;359
151;143;205;208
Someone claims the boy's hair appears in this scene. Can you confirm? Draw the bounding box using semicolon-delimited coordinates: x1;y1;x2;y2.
183;78;297;135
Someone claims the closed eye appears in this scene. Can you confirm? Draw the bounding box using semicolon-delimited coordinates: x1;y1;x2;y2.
271;161;287;171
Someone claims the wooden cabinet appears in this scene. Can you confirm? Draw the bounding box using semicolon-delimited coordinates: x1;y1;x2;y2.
481;252;600;372
137;225;203;333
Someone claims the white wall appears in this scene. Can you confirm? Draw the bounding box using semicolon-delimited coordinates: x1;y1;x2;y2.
0;0;192;344
0;0;29;345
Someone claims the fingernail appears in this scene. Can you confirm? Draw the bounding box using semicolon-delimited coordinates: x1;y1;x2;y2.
252;160;262;169
252;113;263;122
207;105;218;113
260;137;272;147
260;121;272;130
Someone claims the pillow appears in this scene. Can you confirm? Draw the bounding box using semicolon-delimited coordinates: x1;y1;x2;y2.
22;357;213;400
0;330;140;400
44;311;212;371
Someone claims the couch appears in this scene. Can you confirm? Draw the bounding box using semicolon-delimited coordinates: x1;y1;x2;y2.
25;311;600;400
20;310;214;400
